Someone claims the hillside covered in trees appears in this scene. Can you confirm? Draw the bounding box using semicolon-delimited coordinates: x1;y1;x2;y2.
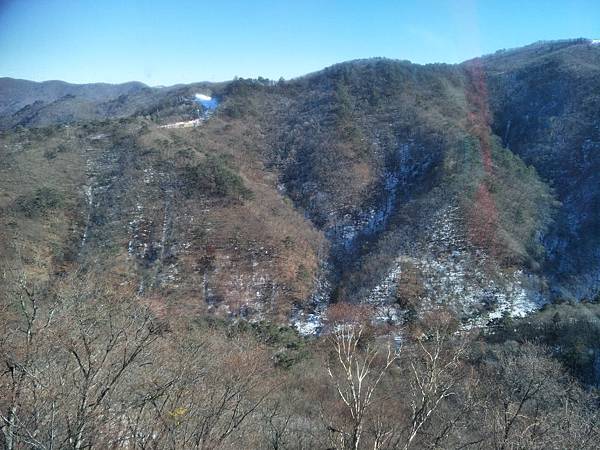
1;39;600;448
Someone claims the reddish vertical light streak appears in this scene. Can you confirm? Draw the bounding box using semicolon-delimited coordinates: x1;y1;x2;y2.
465;59;499;257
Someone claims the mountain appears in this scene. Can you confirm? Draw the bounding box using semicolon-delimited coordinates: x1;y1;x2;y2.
0;78;227;130
0;77;147;115
484;40;600;298
1;38;599;332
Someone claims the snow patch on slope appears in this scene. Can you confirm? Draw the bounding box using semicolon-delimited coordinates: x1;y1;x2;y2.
291;262;333;336
366;205;545;327
159;119;202;129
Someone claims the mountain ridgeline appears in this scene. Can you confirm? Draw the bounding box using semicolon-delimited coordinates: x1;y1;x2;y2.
2;39;600;329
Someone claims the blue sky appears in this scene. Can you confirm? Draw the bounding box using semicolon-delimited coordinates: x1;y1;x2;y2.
0;0;598;85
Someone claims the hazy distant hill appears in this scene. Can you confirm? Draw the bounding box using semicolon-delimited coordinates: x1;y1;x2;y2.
0;77;148;115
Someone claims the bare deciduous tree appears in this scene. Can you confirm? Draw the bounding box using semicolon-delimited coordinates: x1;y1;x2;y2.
402;311;468;450
325;305;400;450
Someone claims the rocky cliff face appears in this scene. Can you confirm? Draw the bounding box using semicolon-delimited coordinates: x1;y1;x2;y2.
1;40;599;332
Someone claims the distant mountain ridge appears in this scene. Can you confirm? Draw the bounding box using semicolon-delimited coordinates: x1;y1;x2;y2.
0;77;148;116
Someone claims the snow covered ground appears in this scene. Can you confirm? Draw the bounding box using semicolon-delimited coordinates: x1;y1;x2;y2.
367;205;544;326
159;118;202;129
158;93;219;129
291;263;333;336
292;204;545;336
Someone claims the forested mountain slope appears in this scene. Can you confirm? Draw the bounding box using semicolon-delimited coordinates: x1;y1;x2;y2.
3;38;600;450
484;39;600;298
2;39;599;331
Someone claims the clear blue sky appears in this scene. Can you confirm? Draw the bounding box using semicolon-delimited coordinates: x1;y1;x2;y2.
1;0;598;86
